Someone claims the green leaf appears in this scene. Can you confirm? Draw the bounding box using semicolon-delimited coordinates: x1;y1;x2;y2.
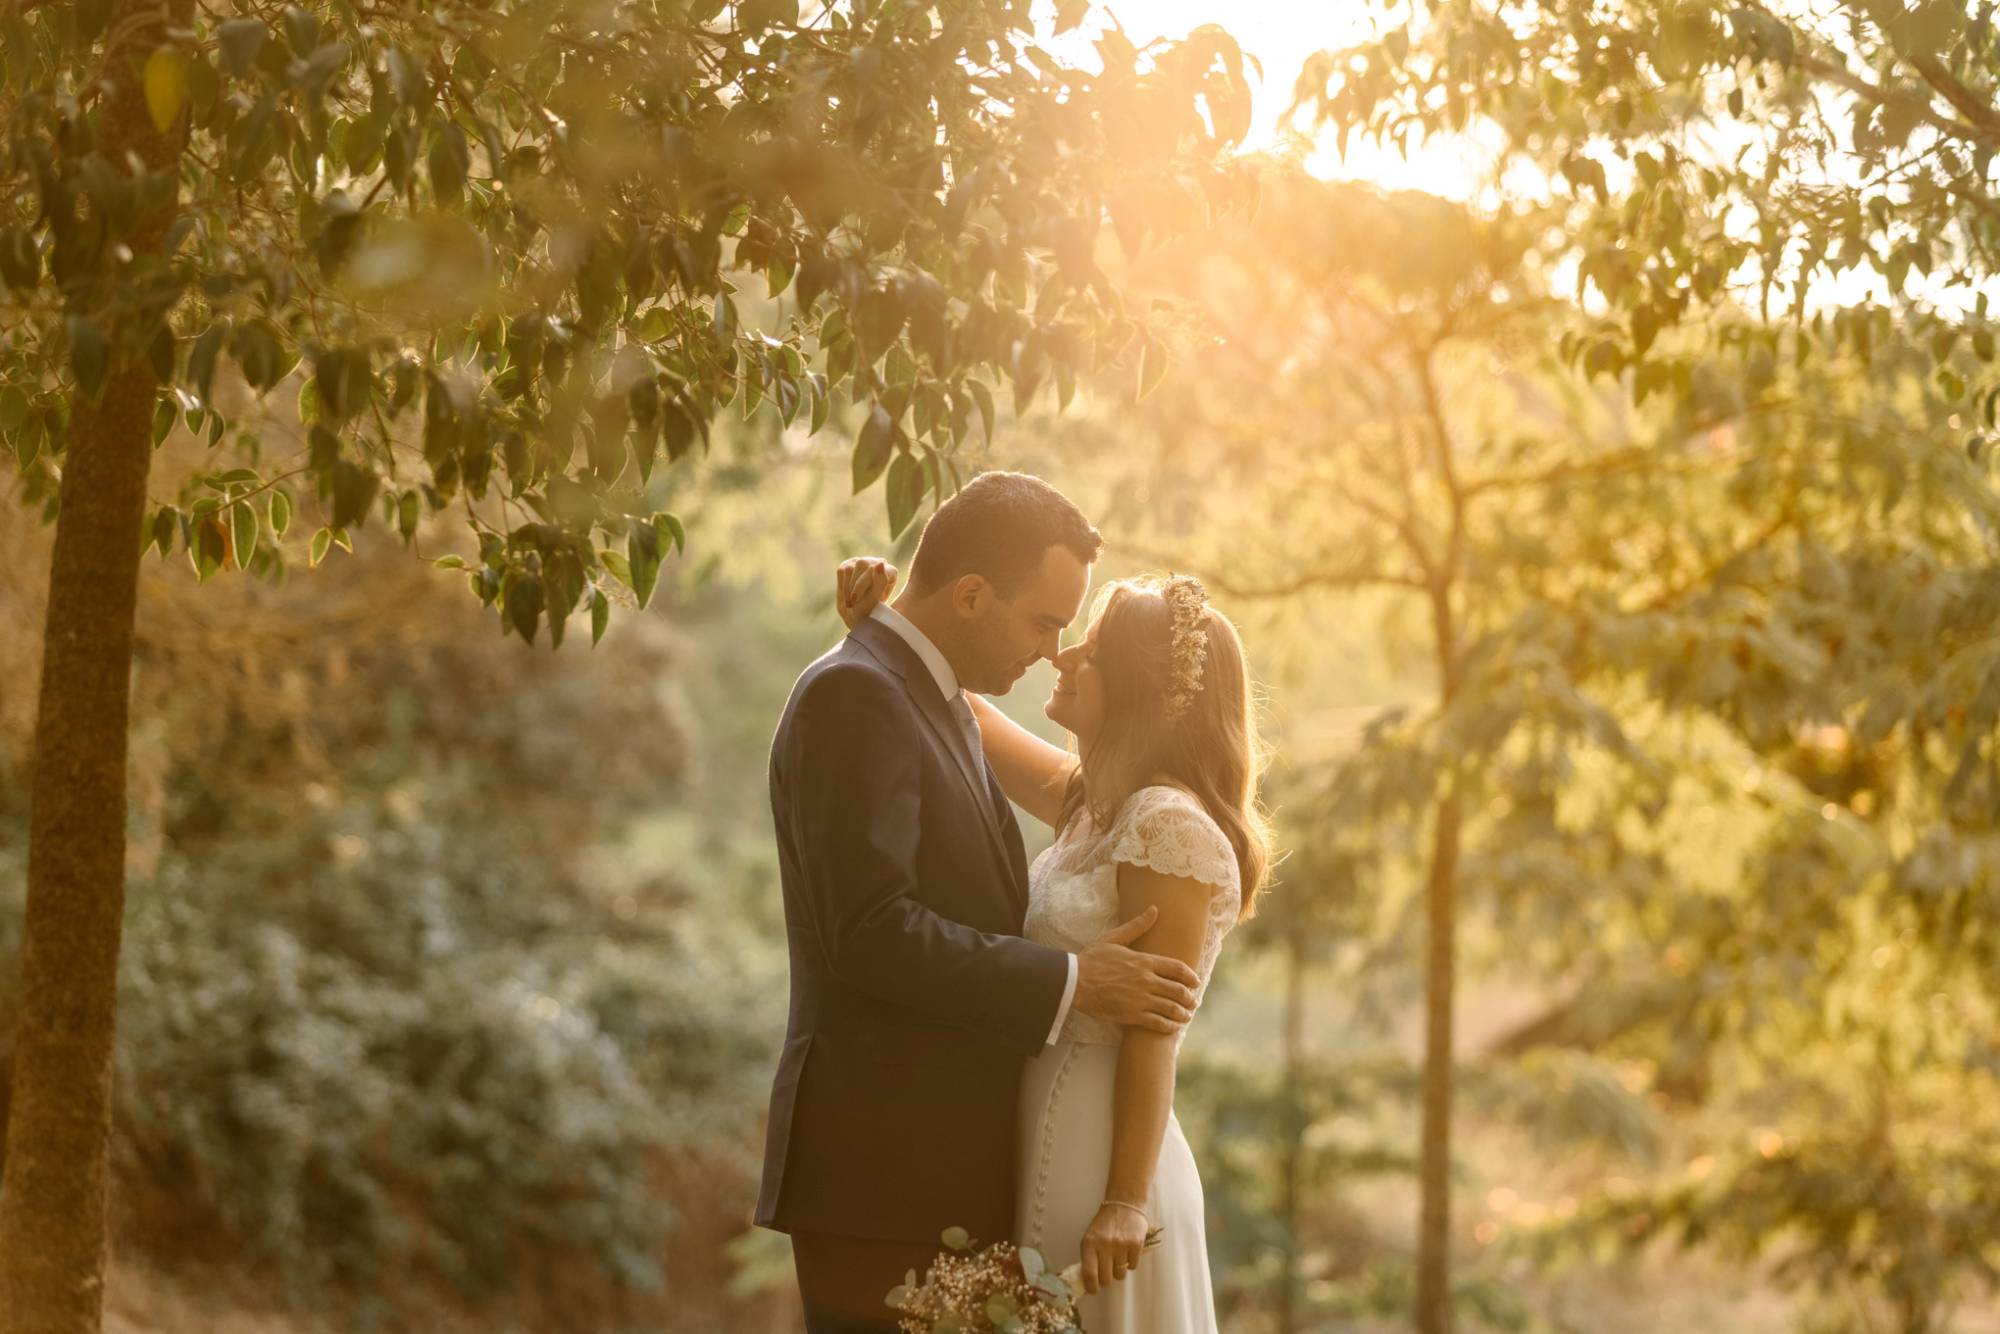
151;506;177;559
503;567;543;643
591;588;609;645
296;41;348;99
191;515;227;581
230;318;290;393
940;1226;972;1251
628;519;662;610
0;227;39;294
269;487;292;538
147;322;175;383
385;46;427;108
331;459;379;529
152;396;177;447
307;526;331;567
856;283;905;356
545;474;598;528
67;315;109;398
808;373;830;436
280;3;319;55
967;378;995;445
144;45;188;133
217;18;267;76
658;512;685;554
663;394;702;461
767;249;795;299
599;548;633;588
0;385;28;436
886;451;925;538
8;411;38;471
230;496;259;568
432;553;467;569
853;403;896;493
428;123;470;206
187;321;227;404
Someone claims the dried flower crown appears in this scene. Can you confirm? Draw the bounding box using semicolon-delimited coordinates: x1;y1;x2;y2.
1161;574;1210;722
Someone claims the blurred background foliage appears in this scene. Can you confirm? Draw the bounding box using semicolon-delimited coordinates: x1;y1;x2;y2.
9;0;2000;1331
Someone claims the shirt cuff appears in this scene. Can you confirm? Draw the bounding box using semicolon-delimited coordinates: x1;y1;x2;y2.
1045;952;1079;1045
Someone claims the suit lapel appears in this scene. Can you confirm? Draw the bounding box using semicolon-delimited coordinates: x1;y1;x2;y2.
849;619;1016;871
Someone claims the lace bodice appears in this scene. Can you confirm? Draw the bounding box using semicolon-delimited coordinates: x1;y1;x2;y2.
1024;784;1242;1047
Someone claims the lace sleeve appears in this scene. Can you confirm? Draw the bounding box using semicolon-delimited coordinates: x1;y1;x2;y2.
1107;787;1239;895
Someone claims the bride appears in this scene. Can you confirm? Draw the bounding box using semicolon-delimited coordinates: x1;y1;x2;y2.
837;556;1271;1333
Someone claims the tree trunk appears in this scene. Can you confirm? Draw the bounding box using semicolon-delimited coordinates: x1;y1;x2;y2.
1415;558;1465;1334
0;3;188;1328
1278;920;1306;1334
1413;791;1462;1333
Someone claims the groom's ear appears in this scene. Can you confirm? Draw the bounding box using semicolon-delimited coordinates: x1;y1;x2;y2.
949;573;990;617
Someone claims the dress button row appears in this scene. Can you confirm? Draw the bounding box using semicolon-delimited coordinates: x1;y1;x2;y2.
1027;1041;1080;1249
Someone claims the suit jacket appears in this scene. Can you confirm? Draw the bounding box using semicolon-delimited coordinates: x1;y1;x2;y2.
755;615;1071;1244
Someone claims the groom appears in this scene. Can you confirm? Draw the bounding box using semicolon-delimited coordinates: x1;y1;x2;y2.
756;471;1203;1333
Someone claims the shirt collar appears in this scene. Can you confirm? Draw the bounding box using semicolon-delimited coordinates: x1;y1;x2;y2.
868;602;959;702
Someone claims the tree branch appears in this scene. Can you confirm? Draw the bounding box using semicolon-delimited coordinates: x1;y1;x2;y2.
1785;43;1997;148
1111;541;1428;599
1463;398;1790;498
1904;52;2000;146
1415;339;1466;594
1629;503;1797;616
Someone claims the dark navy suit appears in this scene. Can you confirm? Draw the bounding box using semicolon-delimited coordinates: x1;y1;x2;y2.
756;615;1071;1330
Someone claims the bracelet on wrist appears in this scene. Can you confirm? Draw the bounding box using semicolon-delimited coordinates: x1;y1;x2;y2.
1100;1198;1147;1222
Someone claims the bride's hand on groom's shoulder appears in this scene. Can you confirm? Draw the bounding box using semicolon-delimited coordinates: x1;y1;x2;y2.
1072;907;1201;1035
835;556;896;630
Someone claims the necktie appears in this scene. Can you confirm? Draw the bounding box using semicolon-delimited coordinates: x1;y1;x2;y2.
946;691;986;773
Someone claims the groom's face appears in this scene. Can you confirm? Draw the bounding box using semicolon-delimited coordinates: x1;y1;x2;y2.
956;545;1091;695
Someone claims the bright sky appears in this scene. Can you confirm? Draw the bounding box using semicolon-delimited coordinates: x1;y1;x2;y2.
1035;0;1995;316
1038;0;1499;201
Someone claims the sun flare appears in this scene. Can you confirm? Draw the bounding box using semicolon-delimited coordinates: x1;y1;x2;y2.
1043;0;1495;201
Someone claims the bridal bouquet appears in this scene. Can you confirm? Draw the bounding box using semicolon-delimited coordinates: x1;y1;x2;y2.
885;1225;1162;1333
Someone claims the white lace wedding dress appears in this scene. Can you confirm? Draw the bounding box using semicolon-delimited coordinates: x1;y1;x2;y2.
1013;783;1241;1334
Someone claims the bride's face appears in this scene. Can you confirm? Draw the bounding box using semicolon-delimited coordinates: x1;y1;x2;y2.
1044;618;1105;744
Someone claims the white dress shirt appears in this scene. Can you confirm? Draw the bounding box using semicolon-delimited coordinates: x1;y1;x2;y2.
869;602;1079;1046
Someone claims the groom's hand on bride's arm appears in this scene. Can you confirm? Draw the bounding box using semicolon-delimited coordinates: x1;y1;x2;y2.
1072;907;1201;1035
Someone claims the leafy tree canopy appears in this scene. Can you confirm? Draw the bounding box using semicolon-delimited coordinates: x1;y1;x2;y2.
0;0;1257;643
1298;0;2000;461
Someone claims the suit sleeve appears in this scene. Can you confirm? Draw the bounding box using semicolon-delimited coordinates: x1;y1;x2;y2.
787;662;1071;1052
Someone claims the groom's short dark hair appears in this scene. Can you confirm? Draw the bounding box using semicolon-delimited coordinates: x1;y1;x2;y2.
907;471;1102;596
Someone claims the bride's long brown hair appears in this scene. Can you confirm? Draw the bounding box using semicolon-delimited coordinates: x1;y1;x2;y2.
1056;578;1272;920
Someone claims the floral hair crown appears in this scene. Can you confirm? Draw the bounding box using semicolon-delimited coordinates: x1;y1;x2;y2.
1161;575;1210;722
